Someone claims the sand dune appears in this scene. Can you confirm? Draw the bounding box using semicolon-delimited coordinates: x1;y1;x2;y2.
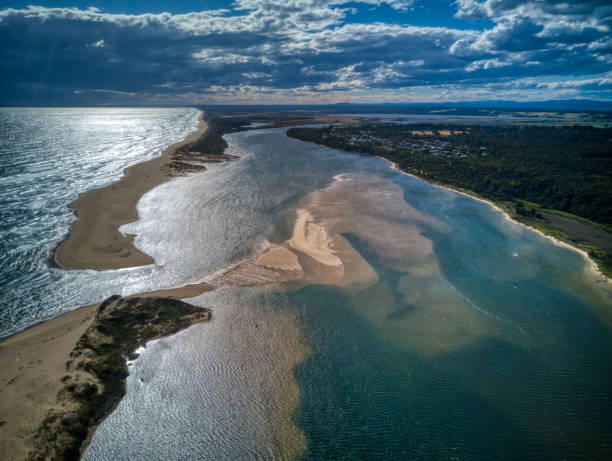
0;305;97;460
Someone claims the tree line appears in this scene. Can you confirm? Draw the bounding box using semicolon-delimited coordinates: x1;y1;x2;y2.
287;124;612;225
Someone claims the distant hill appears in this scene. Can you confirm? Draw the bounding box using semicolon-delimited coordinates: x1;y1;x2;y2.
414;99;612;111
328;100;612;112
203;99;612;115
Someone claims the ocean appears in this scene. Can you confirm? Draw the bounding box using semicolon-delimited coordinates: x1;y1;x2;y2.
0;107;199;335
1;109;611;459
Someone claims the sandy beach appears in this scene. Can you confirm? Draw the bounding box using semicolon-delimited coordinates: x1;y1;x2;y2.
55;111;208;270
0;109;219;459
0;305;97;460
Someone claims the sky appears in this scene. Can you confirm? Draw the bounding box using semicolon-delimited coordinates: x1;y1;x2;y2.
0;0;611;105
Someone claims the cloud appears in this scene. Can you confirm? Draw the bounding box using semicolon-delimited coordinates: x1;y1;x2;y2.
535;73;612;90
350;0;415;11
0;1;610;105
193;49;252;65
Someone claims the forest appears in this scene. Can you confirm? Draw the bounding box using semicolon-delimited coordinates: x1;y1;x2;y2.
287;123;612;225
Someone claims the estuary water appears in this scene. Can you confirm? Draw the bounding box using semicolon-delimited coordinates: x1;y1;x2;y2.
1;109;611;459
85;127;611;460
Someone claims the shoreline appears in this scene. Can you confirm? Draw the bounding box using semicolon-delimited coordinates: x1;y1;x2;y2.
28;295;212;461
0;114;363;459
0;282;216;460
285;127;610;282
54;110;208;270
0;304;97;460
380;157;610;283
0;281;216;343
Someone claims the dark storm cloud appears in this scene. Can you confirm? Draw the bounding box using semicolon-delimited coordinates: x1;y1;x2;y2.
0;0;610;104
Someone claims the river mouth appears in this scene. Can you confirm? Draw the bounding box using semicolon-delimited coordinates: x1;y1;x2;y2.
84;127;612;460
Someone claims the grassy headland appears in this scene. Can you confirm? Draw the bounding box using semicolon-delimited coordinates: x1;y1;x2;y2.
27;296;211;461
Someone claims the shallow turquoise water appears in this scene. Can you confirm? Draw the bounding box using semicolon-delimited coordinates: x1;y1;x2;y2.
293;243;612;460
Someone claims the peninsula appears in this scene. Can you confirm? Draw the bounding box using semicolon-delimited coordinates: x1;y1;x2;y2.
0;294;212;461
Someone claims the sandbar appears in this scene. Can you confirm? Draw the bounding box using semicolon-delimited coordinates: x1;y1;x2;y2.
289;209;343;267
255;246;302;271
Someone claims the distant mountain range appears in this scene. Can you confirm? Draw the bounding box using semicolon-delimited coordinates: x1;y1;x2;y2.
332;99;612;112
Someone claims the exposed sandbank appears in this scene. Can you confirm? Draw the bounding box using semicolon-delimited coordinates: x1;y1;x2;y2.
255;246;302;271
289;172;526;355
208;204;378;290
127;282;216;300
289;209;343;267
55;111;208;270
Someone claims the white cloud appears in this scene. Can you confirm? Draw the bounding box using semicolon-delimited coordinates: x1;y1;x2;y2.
193;49;251;65
535;74;612;89
242;72;273;79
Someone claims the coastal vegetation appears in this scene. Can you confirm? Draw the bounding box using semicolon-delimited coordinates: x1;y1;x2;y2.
166;116;246;172
188;116;246;156
28;296;211;461
287;123;612;276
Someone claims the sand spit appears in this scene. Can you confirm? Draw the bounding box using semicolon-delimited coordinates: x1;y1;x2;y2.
55;112;209;270
0;281;216;461
29;296;211;461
